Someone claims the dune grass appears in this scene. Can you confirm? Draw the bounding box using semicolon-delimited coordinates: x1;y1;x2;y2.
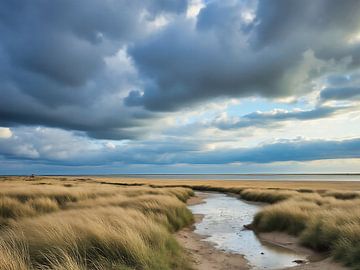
0;178;194;270
1;207;191;270
183;183;360;268
251;194;360;268
94;176;360;269
1;176;360;269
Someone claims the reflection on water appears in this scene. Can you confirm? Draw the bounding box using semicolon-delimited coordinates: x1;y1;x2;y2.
189;192;307;270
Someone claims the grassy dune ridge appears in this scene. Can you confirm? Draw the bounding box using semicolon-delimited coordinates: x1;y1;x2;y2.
0;177;194;270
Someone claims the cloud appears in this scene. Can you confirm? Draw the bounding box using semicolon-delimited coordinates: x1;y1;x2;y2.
1;0;184;87
213;106;347;130
194;138;360;164
0;127;12;139
1;0;360;173
0;126;202;166
1;127;360;166
136;137;360;165
2;0;360;138
0;0;188;139
125;0;360;111
0;127;94;161
320;87;360;101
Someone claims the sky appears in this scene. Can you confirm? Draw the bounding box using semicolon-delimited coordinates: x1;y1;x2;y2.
1;0;360;175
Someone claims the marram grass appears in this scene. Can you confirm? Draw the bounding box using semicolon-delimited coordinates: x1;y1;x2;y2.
107;177;360;269
0;178;194;270
252;194;360;268
2;176;360;269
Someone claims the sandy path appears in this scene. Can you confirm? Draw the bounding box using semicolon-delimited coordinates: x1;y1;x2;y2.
176;193;250;270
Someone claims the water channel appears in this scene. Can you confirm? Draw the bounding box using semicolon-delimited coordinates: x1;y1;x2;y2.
189;192;308;269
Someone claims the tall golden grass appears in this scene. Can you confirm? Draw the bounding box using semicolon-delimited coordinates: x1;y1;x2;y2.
175;185;359;268
93;176;360;269
2;176;360;269
252;196;360;268
0;178;194;270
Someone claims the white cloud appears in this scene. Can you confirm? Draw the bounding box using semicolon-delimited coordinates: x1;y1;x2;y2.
105;142;116;150
186;0;205;18
0;127;12;139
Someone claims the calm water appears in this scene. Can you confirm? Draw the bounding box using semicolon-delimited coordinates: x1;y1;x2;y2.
189;192;308;270
101;174;360;181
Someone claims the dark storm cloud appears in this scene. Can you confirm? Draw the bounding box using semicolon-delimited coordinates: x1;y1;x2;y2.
122;138;360;165
0;0;187;87
252;0;360;48
2;0;359;136
126;0;360;111
320;87;360;101
213;106;346;130
0;85;152;140
186;138;360;164
0;0;187;139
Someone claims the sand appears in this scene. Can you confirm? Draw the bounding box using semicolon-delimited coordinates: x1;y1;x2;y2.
258;232;348;270
176;213;250;270
176;193;250;270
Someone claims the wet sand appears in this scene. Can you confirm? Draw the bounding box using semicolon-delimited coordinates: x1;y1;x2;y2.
178;193;349;270
258;232;348;270
176;193;250;270
283;258;348;270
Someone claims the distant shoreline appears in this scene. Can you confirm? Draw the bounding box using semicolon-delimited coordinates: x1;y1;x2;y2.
1;173;360;176
1;173;360;181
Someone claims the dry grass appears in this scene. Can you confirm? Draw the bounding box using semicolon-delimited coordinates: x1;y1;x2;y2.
251;194;360;268
0;232;30;270
2;175;360;269
1;207;189;269
0;177;194;270
91;176;360;269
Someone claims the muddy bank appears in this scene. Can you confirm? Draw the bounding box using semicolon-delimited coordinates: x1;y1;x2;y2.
176;214;250;270
176;193;250;270
258;232;348;270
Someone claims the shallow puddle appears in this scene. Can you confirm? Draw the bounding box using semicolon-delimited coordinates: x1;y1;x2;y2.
189;192;307;269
